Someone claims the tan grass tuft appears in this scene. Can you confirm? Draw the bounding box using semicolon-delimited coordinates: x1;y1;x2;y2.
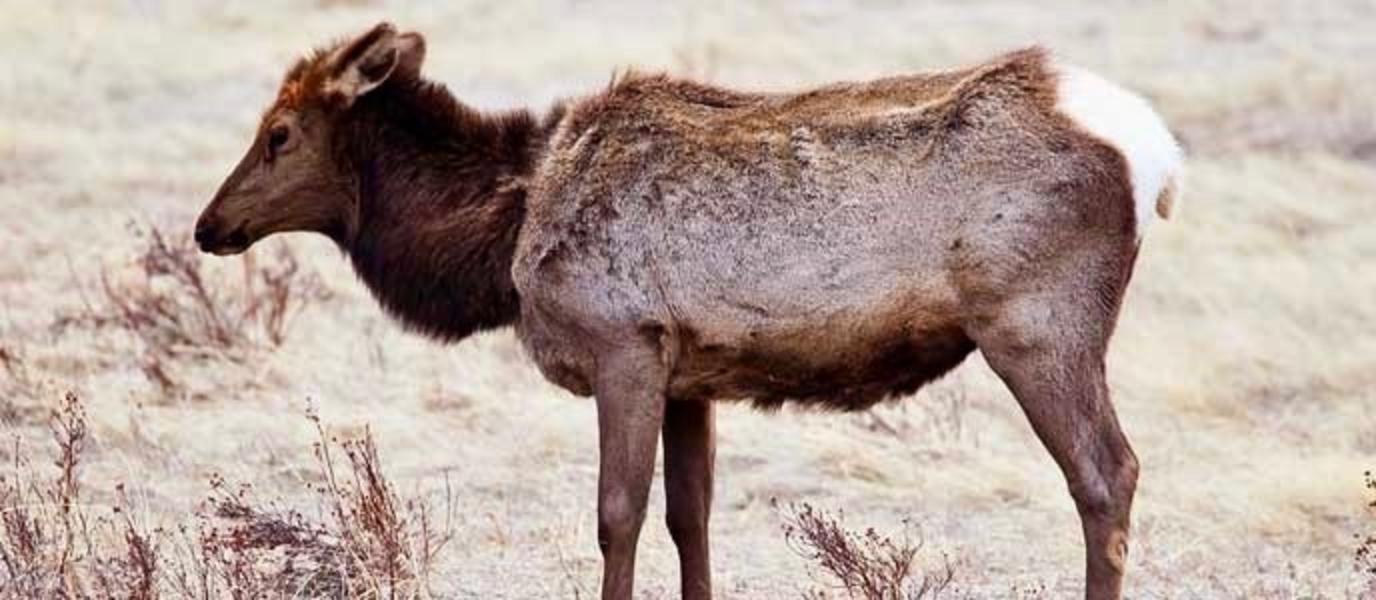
0;392;454;599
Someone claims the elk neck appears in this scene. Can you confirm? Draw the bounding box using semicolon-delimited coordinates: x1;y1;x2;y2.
337;78;556;342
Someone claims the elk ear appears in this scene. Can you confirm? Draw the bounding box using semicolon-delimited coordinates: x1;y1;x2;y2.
323;23;426;106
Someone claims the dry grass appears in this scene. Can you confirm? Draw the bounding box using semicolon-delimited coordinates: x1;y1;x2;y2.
0;392;453;599
180;416;454;599
63;223;324;354
0;345;35;422
2;1;1374;597
302;411;455;598
777;501;957;600
51;224;326;396
0;392;159;599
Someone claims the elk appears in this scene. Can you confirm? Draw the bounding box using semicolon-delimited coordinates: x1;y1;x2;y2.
195;23;1183;600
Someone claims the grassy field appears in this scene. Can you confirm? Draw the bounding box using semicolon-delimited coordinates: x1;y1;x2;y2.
2;1;1374;597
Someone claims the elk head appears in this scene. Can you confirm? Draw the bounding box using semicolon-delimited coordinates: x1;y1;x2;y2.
194;23;425;255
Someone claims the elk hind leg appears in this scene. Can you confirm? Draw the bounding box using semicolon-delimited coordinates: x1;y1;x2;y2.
971;303;1139;600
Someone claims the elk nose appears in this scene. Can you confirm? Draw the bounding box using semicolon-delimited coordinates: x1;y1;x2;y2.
194;222;216;250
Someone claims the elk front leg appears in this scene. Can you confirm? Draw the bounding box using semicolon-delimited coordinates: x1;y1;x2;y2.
594;349;668;600
663;400;715;600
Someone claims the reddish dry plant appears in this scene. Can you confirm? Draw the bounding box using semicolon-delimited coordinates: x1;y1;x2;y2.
308;412;455;597
0;392;454;599
56;223;326;390
84;484;162;600
1357;470;1375;593
0;392;159;600
776;501;956;600
175;476;348;599
185;413;455;599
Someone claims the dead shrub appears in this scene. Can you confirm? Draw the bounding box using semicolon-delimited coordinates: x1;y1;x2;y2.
54;223;327;391
0;392;454;599
172;477;347;599
0;391;160;599
776;501;956;600
57;223;313;349
184;413;455;599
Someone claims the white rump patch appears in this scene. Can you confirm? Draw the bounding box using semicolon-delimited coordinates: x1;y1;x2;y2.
1055;63;1184;236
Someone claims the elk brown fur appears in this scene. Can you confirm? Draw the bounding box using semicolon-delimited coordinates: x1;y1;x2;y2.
195;22;1183;600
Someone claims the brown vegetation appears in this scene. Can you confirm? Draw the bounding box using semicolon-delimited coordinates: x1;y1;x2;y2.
0;392;452;599
1358;471;1376;596
777;501;956;600
98;224;322;352
0;392;159;599
0;344;35;421
5;2;1373;597
53;224;326;393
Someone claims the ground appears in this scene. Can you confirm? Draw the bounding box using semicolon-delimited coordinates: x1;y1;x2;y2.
2;1;1374;598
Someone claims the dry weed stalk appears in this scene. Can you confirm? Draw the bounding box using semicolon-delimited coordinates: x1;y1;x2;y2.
188;413;455;599
308;412;455;597
0;393;455;599
184;476;348;599
777;501;955;600
0;344;35;421
0;392;160;599
55;223;326;390
84;483;161;600
1358;470;1375;595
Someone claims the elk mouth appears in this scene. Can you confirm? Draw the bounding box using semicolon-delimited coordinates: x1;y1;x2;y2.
206;225;252;256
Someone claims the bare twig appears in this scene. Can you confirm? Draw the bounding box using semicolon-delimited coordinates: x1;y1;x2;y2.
0;392;161;599
776;501;956;600
0;393;454;599
54;223;326;391
190;412;454;599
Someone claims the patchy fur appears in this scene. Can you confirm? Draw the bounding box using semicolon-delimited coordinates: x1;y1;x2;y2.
197;25;1181;599
517;46;1139;410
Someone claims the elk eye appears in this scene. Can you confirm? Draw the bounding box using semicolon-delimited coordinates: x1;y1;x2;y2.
267;125;290;158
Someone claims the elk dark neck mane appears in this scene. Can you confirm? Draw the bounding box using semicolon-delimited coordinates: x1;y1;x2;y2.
338;78;551;342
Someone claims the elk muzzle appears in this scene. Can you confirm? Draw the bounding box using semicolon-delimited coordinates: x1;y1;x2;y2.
193;212;251;256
